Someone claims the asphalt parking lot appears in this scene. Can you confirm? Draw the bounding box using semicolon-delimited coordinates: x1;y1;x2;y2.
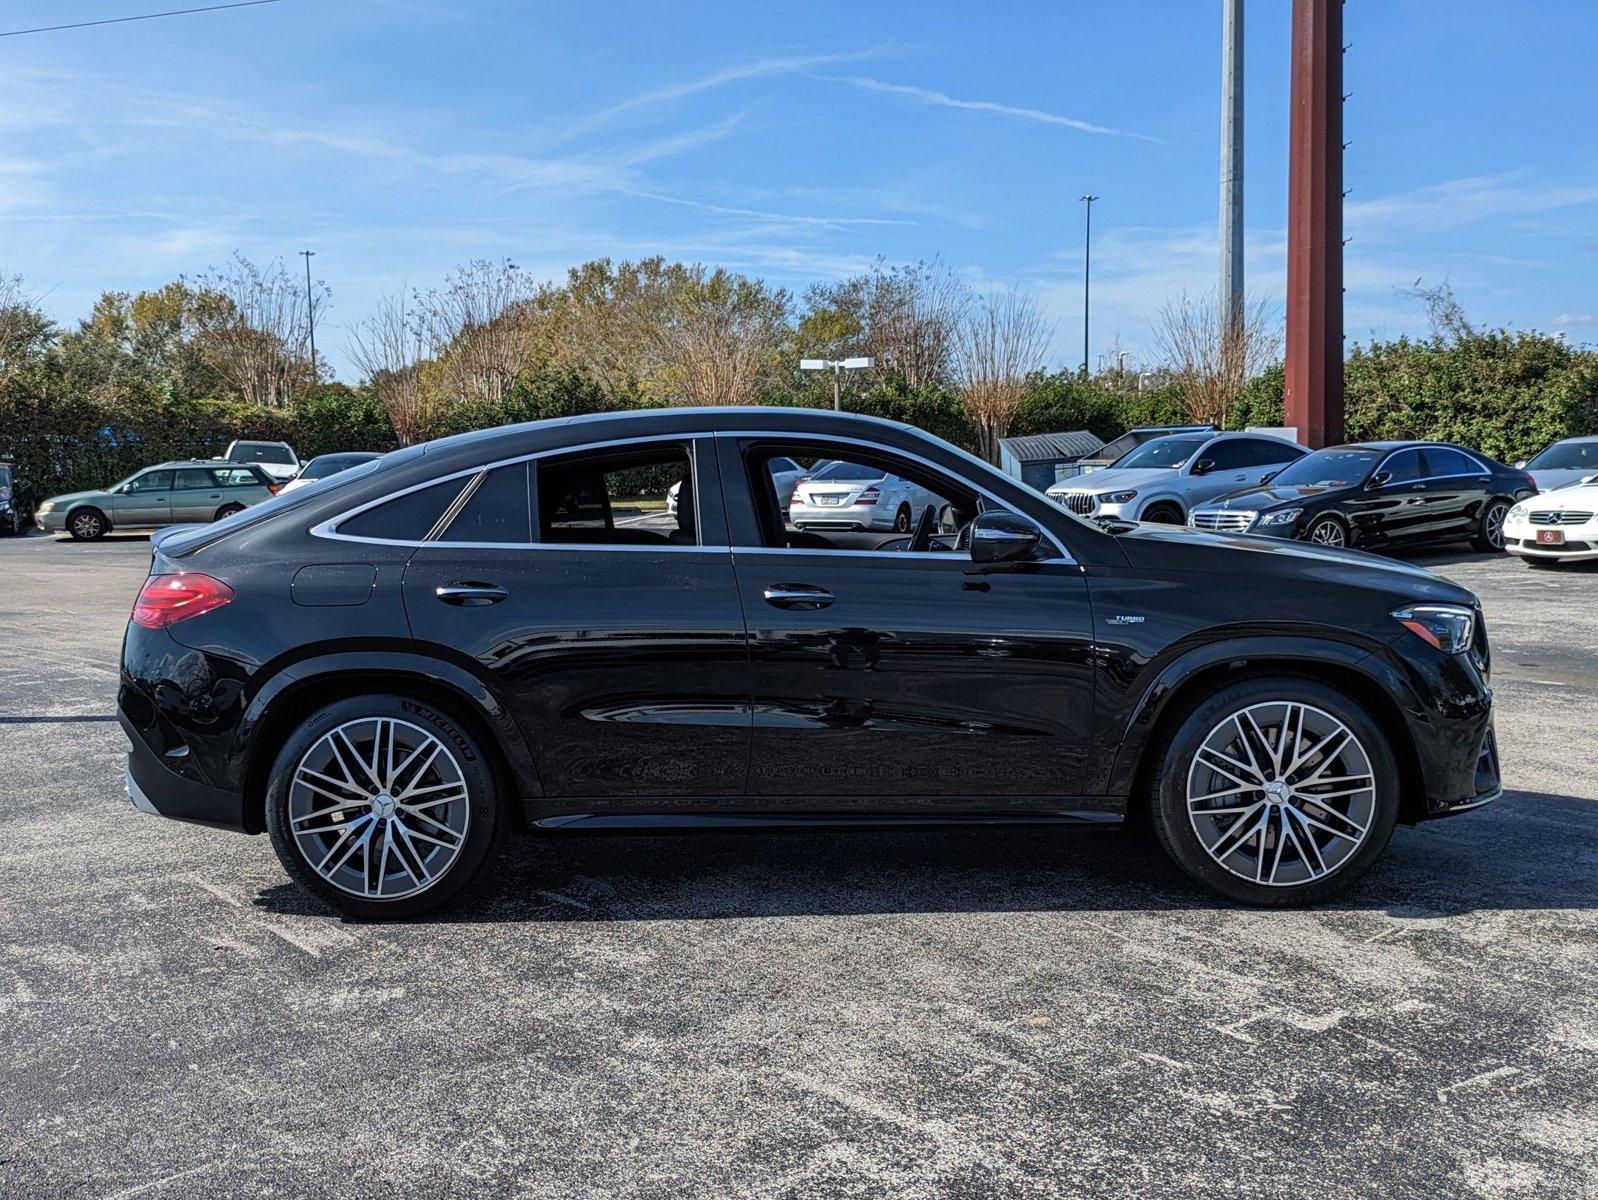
2;530;1595;1200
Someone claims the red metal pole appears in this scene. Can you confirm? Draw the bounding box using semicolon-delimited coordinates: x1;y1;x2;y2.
1284;0;1344;449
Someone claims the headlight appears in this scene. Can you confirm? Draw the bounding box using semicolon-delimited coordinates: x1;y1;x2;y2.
1392;604;1475;654
1256;508;1301;527
1098;490;1138;504
35;501;55;515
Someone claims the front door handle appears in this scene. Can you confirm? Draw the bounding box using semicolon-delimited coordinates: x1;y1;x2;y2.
436;582;507;606
763;584;836;610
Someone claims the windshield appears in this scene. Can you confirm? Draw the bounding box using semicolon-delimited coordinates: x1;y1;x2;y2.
302;453;376;479
229;443;296;465
811;461;884;483
1527;441;1598;471
1270;447;1381;488
1110;435;1209;471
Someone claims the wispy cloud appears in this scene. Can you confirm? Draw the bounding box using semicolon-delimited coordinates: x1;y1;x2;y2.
1348;171;1598;234
816;75;1159;141
1552;313;1598;327
617;188;916;231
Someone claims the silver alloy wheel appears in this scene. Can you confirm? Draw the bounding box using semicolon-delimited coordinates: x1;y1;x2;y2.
1483;501;1508;548
288;717;470;901
1185;700;1376;887
1308;518;1346;547
72;511;102;538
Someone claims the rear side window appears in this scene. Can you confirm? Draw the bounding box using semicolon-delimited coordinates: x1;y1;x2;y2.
438;464;532;544
338;478;468;541
1424;447;1477;477
172;468;215;490
1231;439;1304;468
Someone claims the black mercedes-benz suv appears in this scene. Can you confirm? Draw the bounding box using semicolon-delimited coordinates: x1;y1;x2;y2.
118;408;1501;917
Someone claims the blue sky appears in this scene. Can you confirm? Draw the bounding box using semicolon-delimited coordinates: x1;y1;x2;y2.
2;0;1595;379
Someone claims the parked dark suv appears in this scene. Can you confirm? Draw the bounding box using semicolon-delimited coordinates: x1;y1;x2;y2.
119;409;1500;917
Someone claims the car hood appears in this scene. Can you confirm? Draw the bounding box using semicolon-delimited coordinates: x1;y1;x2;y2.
41;488;112;507
1195;483;1341;510
1112;522;1474;605
1048;467;1176;496
1529;468;1596;492
1518;484;1598;510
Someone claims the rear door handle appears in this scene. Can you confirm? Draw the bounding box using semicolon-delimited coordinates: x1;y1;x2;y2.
436;582;507;606
763;584;835;610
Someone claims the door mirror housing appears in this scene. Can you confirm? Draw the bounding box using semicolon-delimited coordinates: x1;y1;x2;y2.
1366;470;1392;490
1261;468;1281;485
1190;458;1215;476
969;510;1043;564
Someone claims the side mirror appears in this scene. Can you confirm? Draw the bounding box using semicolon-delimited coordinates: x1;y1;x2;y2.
970;510;1042;564
1261;468;1280;485
1513;460;1527;469
937;503;958;534
1366;471;1392;490
1191;458;1215;476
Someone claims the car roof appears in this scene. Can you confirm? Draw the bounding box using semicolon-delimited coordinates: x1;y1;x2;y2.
146;459;264;470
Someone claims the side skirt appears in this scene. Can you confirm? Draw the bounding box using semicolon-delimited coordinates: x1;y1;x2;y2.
531;810;1125;832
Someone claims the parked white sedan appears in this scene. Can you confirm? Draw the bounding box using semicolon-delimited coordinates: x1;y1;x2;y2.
1503;479;1598;566
789;461;945;533
668;456;814;517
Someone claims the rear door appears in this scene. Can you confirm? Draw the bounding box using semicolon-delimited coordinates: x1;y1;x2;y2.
399;437;752;802
1419;447;1487;538
169;467;225;522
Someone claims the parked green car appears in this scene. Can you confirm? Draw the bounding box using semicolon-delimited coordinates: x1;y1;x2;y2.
34;460;279;541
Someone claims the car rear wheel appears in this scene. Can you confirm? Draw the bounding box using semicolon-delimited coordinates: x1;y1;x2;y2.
893;504;912;533
1306;515;1347;547
1147;676;1399;905
265;695;505;918
213;503;246;521
68;507;107;541
1472;500;1509;551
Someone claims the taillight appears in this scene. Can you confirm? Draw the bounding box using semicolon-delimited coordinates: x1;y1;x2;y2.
858;486;880;505
132;573;234;629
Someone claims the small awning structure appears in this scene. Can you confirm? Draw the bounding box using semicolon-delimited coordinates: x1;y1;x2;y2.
998;431;1106;465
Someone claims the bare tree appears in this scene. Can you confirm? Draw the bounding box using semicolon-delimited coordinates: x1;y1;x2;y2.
347;295;435;445
954;287;1054;464
651;267;789;406
192;255;323;408
1404;280;1477;343
415;259;541;407
800;257;969;389
1153;288;1280;428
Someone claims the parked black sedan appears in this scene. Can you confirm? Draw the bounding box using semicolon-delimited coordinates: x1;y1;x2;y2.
0;460;34;534
119;409;1501;917
1188;441;1535;551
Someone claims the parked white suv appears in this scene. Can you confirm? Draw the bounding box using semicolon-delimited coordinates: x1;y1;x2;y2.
221;440;300;484
1047;431;1306;524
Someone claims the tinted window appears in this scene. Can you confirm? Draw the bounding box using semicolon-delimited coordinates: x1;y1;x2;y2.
172;468;216;490
439;464;532;544
338;477;468;541
1424;447;1478;477
1222;439;1304;469
1527;440;1598;471
229;443;295;465
1381;450;1425;484
127;470;174;494
537;443;692;546
1113;435;1209;470
302;454;377;480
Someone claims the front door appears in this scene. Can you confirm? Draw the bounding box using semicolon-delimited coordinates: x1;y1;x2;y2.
400;438;752;802
717;435;1097;809
117;469;173;525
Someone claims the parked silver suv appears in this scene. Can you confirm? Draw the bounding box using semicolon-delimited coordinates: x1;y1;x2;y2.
1046;431;1306;524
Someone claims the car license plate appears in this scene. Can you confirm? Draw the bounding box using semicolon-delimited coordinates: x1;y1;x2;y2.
813;495;844;506
1536;529;1564;545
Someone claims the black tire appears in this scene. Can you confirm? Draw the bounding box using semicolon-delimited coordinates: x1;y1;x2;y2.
213;503;246;522
67;507;108;541
1305;515;1348;548
893;504;912;533
265;694;506;919
1472;499;1510;552
1146;675;1400;906
1142;504;1183;525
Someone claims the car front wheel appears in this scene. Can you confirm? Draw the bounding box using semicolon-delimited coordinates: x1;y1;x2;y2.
1148;676;1399;905
68;508;107;540
265;695;505;918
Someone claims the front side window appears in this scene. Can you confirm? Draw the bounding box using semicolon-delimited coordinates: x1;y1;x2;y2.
126;470;174;494
1381;450;1425;484
1225;439;1305;469
537;443;694;546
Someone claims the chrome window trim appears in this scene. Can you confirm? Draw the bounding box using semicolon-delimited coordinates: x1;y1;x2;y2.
1372;445;1501;486
310;427;1076;564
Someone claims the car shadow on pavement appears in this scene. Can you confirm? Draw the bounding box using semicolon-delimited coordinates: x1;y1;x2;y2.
251;787;1596;924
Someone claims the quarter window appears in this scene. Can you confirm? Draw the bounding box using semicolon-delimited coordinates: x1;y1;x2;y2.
438;464;532;544
337;477;469;541
213;468;261;488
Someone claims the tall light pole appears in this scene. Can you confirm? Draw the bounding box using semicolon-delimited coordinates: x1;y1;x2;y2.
1079;194;1099;375
1221;0;1245;337
799;356;874;410
299;249;317;386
